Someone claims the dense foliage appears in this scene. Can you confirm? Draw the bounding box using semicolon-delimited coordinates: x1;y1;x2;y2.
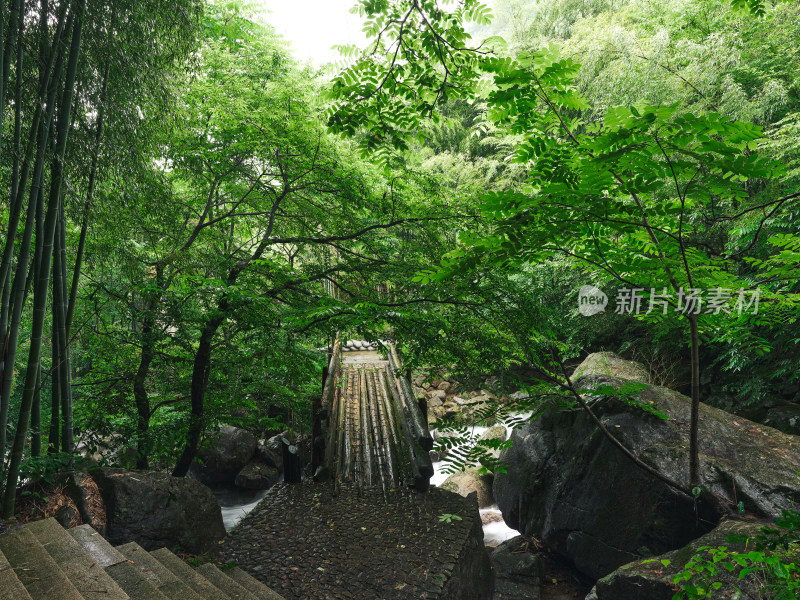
0;1;797;571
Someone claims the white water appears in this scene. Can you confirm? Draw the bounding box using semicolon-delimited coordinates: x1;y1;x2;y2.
430;409;533;546
212;487;270;531
481;506;520;546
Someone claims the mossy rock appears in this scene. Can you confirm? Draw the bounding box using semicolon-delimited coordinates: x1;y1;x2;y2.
571;351;651;383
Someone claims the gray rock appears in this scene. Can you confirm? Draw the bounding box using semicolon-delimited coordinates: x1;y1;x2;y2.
442;400;460;419
54;504;79;528
491;535;543;599
571;351;651;383
428;389;447;401
190;425;258;485
494;357;800;580
481;510;503;525
430;449;447;462
235;461;280;490
593;520;766;600
492;535;543;580
479;425;508;459
460;396;494;421
255;440;283;471
90;468;225;554
438;381;452;392
441;468;495;508
479;425;507;443
267;430;312;465
428;396;444;408
763;403;800;436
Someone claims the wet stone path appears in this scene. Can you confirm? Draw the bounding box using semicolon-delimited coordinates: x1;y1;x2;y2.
215;482;492;599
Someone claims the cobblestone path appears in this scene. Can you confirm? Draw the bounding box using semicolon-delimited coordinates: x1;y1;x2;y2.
215;482;492;600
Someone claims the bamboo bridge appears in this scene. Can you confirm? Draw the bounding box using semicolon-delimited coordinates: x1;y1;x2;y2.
216;339;493;599
311;339;435;492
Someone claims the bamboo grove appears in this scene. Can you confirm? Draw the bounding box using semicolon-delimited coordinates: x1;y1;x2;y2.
0;0;201;517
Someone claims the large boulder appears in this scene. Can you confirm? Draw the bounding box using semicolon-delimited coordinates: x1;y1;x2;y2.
571;352;651;383
457;395;494;422
479;425;507;459
763;403;800;436
90;468;225;553
255;440;283;472
234;461;280;490
491;535;543;600
589;520;768;600
190;425;258;485
494;355;800;580
479;425;507;442
441;468;495;508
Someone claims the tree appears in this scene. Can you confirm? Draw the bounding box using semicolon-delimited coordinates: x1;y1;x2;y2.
328;0;799;494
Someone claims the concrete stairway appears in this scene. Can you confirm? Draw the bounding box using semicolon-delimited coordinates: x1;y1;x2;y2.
0;518;284;600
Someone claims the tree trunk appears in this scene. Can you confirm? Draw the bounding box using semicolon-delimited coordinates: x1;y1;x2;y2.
49;320;60;453
133;308;156;470
170;197;282;478
688;314;701;488
53;201;73;454
31;366;41;456
171;312;225;477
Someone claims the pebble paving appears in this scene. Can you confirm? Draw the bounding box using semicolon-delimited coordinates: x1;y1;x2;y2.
215;482;483;599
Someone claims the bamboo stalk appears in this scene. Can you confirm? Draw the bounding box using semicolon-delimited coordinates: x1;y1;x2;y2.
350;368;361;484
390;346;433;452
359;369;373;486
375;369;400;486
335;370;348;481
54;199;73;454
342;369;353;480
384;365;428;490
367;368;388;495
326;371;342;481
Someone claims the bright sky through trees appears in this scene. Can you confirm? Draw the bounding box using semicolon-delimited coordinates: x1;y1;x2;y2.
258;0;366;65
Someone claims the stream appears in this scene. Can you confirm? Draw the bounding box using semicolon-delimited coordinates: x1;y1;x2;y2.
214;417;526;546
213;486;270;531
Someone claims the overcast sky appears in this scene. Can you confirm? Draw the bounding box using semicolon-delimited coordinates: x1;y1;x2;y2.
257;0;367;66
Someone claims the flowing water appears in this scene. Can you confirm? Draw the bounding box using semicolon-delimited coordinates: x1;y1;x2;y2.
213;486;271;531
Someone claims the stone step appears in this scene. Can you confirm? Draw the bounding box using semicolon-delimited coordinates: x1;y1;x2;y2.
25;518;130;600
69;524;127;567
105;561;171;600
117;541;202;600
0;548;33;600
0;527;83;600
150;548;230;600
196;563;258;600
225;567;285;600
